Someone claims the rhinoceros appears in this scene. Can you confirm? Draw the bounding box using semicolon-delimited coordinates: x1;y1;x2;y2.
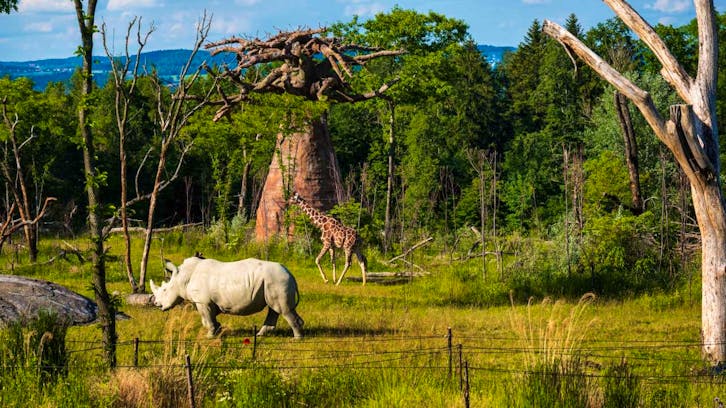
150;256;304;338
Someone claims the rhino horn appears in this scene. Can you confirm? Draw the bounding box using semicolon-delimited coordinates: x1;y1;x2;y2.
149;279;159;294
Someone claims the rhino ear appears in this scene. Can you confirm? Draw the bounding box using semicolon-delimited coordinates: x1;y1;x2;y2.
164;260;178;277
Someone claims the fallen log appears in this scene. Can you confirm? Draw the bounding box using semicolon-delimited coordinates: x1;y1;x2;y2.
108;223;203;234
387;237;433;264
345;271;427;285
125;293;155;307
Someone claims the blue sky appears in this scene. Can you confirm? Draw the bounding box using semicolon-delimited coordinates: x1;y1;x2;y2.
1;0;724;61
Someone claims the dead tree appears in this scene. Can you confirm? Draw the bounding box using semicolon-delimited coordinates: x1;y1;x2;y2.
0;197;55;254
135;12;217;293
101;17;154;294
544;0;725;364
0;101;55;262
205;28;404;241
614;91;644;214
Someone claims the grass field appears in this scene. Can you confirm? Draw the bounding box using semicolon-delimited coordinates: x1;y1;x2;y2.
1;230;723;407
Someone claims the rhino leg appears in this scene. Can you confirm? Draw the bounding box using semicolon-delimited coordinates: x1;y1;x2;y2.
257;308;280;336
283;310;304;339
196;303;221;338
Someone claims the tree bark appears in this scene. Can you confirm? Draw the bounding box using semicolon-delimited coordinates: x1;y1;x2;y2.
0;120;37;261
544;0;724;364
384;100;395;253
237;151;251;220
136;14;212;292
255;114;343;241
614;91;644;214
73;0;116;368
101;18;151;294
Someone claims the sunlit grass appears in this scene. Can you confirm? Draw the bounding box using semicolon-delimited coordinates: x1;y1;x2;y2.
1;231;723;406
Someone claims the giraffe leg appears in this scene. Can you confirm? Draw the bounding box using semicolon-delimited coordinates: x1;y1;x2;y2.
355;249;368;286
329;247;336;283
335;248;353;286
315;242;330;283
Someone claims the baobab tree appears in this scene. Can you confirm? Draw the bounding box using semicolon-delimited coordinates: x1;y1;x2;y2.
543;0;725;364
205;28;404;240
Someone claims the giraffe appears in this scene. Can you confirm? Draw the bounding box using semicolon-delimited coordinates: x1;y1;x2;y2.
288;192;368;285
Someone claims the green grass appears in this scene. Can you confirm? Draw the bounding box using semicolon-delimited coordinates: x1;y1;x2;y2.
0;230;723;407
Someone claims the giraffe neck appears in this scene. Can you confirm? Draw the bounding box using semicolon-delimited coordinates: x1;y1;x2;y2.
296;198;334;229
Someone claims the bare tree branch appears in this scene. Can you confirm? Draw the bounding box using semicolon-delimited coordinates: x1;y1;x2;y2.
541;20;679;158
601;0;693;100
204;27;404;119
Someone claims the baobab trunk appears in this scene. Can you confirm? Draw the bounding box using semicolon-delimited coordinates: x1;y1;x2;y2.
256;115;343;241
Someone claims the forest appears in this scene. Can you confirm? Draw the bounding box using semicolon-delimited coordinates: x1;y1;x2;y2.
1;7;719;298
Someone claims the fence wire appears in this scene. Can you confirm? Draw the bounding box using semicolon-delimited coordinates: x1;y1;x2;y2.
44;331;726;386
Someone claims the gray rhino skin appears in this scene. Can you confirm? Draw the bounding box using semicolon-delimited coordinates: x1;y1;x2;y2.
150;256;303;338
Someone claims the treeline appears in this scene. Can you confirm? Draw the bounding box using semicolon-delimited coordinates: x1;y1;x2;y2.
1;7;723;296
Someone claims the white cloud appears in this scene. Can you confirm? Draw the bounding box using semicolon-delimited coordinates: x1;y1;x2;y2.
18;0;71;12
24;21;53;32
107;0;158;11
234;0;261;6
645;0;690;13
344;2;385;17
213;15;252;36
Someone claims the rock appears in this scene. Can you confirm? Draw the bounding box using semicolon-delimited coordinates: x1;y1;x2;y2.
0;274;99;327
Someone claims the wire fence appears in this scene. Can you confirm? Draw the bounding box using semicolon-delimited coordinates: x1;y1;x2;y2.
4;328;726;408
52;329;725;381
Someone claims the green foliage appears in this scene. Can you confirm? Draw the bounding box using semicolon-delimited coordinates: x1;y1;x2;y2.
334;6;470;53
582;211;671;295
518;358;593;408
603;359;641;408
0;0;18;14
217;366;377;407
0;311;69;385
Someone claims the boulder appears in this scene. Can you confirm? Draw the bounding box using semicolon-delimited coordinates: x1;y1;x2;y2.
0;274;98;327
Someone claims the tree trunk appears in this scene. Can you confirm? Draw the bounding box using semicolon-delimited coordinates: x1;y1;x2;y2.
73;0;116;368
255;114;343;241
237;154;251;221
692;178;726;363
120;133;136;292
384;100;395;253
543;0;724;363
614;91;643;214
138;142;169;292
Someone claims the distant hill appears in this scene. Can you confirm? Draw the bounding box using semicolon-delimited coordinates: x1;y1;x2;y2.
477;44;516;66
0;49;235;90
0;45;516;90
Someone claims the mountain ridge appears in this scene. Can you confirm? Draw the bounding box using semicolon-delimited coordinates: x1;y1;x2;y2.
0;45;515;90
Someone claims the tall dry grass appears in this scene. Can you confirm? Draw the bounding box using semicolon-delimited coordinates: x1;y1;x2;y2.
509;292;600;407
107;305;212;408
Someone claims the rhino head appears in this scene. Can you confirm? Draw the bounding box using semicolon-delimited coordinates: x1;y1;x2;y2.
150;260;184;311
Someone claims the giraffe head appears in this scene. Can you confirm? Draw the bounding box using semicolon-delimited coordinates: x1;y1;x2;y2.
289;191;303;205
